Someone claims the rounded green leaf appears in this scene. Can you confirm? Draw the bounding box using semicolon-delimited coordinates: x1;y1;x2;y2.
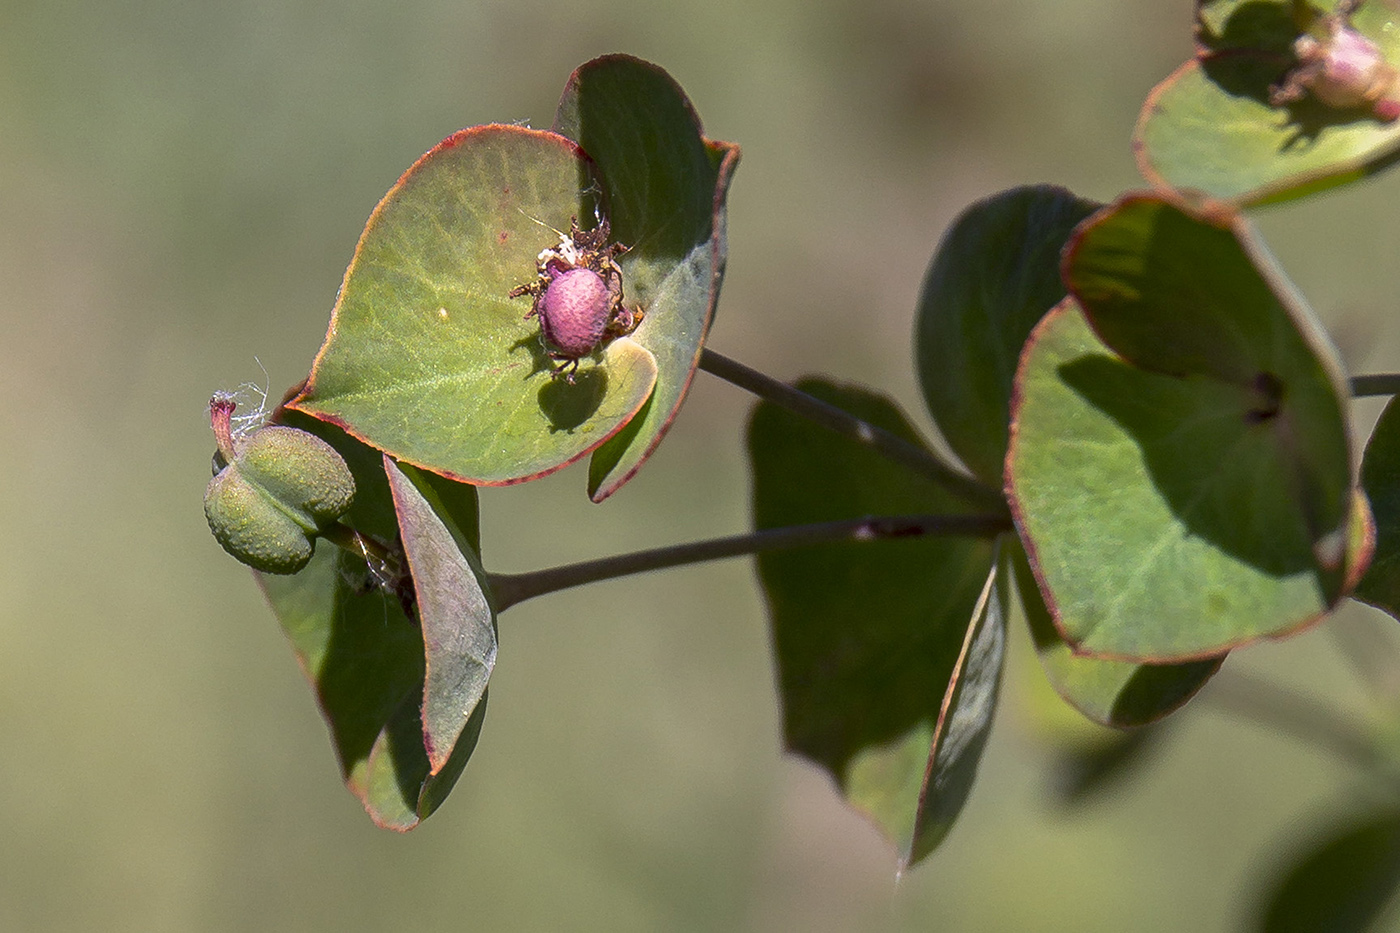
257;410;486;829
384;458;496;776
1009;537;1223;726
915;185;1098;484
748;380;1000;866
289;124;659;485
1068;196;1354;553
552;55;741;501
1007;297;1360;661
1137;1;1400;206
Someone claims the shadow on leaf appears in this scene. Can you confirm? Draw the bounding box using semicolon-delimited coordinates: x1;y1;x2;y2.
1201;48;1293;104
1058;355;1316;578
538;366;608;431
318;552;424;780
1110;661;1225;724
1197;1;1299;57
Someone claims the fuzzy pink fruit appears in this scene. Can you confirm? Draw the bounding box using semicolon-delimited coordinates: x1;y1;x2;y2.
538;267;612;359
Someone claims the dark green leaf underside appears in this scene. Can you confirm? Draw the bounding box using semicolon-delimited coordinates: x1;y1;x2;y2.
748;380;997;864
258;411;484;829
1357;395;1400;618
915;185;1098;484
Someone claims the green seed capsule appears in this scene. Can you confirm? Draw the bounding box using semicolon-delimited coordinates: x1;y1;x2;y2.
204;424;356;574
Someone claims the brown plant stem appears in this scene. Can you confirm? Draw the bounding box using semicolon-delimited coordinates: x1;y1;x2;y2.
698;348;1008;514
488;512;1011;611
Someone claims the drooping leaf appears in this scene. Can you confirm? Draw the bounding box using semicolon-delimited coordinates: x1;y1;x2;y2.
1010;536;1223;726
552;54;741;501
257;410;486;829
914;185;1098;484
384;458;496;775
904;554;1007;870
1257;810;1400;933
1138;0;1400;206
289;124;659;485
748;380;1000;866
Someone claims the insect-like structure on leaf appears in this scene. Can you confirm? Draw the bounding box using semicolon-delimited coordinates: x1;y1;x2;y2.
509;216;645;381
1269;0;1400;121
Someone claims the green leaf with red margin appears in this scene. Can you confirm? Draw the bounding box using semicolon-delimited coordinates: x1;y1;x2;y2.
915;185;1099;485
1257;810;1400;933
748;380;1001;867
1007;283;1369;659
289;124;658;485
1009;536;1223;727
384;458;496;776
258;409;487;830
1137;0;1400;206
552;55;740;501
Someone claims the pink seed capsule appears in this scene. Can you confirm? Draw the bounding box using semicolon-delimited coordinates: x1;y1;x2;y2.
538;267;612;360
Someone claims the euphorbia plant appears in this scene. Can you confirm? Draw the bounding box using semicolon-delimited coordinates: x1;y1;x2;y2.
203;6;1400;919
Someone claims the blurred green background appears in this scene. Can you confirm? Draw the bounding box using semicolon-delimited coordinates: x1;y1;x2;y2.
5;0;1400;929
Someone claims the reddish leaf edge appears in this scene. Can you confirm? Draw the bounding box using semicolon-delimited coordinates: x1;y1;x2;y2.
589;139;741;503
1010;543;1228;727
1004;300;1374;665
1062;193;1355;461
383;454;496;777
1133;54;1400;209
554;55;744;503
287;123;660;487
898;541;1005;872
292;339;658;489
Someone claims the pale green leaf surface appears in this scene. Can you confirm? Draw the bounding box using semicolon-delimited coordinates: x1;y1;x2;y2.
290;124;658;484
1007;301;1354;660
1139;1;1400;205
1010;536;1222;726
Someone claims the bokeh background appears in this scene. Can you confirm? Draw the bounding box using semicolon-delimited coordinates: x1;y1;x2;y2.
5;0;1400;929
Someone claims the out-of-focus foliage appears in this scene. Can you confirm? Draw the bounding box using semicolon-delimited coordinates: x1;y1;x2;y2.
7;0;1400;931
